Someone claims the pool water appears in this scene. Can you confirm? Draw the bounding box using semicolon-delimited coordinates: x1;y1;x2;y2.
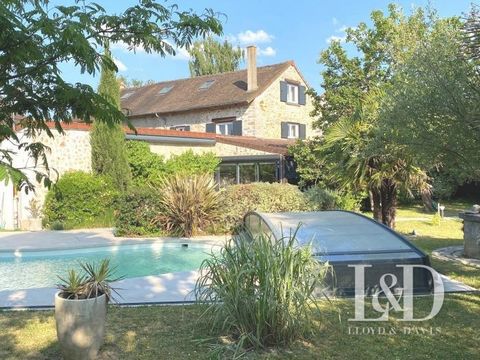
0;243;214;290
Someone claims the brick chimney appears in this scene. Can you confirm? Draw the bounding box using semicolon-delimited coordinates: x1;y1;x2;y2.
247;45;258;92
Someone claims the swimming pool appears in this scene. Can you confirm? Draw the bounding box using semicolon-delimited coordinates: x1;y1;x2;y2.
0;243;215;291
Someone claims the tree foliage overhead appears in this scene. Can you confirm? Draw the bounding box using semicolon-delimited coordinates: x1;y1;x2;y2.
188;36;243;77
0;0;222;190
379;17;480;184
90;45;132;191
292;5;432;228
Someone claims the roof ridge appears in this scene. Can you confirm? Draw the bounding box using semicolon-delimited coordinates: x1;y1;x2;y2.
121;61;293;92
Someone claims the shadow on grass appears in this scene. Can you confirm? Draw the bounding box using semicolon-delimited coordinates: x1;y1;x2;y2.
0;310;59;359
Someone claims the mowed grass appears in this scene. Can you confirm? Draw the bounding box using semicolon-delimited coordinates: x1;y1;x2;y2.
0;200;479;359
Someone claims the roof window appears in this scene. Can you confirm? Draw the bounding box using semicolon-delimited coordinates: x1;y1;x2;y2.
121;92;134;99
158;85;174;95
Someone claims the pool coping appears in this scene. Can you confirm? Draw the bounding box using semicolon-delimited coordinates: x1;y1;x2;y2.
0;228;228;254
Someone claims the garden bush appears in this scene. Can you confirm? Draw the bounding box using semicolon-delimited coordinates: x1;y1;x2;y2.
164;150;220;177
304;187;361;211
126;142;219;185
114;186;164;236
43;171;117;229
219;183;309;231
196;230;329;354
125;140;166;185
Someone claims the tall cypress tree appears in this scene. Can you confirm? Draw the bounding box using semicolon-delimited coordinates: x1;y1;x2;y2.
90;45;131;190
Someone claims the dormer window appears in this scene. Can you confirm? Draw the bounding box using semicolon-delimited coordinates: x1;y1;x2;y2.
158;85;173;94
286;83;298;104
199;79;215;90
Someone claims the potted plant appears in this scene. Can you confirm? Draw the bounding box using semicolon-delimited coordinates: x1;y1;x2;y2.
55;259;122;360
21;198;43;231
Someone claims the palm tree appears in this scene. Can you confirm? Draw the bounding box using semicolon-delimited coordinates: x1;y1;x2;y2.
322;116;429;229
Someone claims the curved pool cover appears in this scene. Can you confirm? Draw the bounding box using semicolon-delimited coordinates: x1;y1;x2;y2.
243;211;433;296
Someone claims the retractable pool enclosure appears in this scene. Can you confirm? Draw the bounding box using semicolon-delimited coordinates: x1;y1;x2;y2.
243;211;433;296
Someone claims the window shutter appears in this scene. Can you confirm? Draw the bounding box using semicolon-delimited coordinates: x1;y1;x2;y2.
232;120;242;136
299;124;307;139
281;122;288;139
280;81;288;102
298;85;306;105
205;123;216;133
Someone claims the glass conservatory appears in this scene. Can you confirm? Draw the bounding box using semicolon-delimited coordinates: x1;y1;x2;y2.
243;211;433;296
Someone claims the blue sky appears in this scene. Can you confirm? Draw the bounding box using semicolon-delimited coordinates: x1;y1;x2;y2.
60;0;473;92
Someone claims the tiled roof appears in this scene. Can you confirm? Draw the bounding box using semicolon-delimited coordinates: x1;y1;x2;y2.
37;122;291;155
41;122;216;139
216;135;294;155
120;62;292;117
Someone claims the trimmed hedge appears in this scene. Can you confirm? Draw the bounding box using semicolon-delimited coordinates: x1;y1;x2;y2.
43;171;118;229
219;183;310;231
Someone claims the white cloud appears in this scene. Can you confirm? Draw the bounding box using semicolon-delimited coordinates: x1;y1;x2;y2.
326;35;346;44
326;24;351;44
258;46;276;57
113;58;127;72
332;17;339;25
169;46;191;61
237;30;274;45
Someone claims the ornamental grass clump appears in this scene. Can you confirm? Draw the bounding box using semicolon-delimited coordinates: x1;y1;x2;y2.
156;173;220;237
195;229;329;354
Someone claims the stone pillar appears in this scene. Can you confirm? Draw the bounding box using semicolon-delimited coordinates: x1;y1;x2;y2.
459;208;480;259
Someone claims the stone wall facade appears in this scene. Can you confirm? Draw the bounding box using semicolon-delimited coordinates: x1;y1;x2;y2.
149;141;270;158
252;65;317;139
129;64;317;139
0;129;91;230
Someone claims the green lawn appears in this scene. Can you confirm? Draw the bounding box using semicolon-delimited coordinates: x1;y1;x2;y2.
1;200;479;359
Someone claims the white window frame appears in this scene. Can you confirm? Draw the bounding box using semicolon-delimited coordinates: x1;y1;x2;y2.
287;122;300;139
286;83;299;104
216;122;233;135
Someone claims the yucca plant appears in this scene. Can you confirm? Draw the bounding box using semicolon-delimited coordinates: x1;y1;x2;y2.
195;229;330;354
57;269;87;300
156;173;220;237
81;259;124;302
56;259;123;302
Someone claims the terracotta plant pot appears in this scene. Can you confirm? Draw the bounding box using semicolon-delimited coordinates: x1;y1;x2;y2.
55;292;107;360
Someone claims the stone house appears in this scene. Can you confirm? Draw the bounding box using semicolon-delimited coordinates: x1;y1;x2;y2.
0;46;316;229
121;46;316;186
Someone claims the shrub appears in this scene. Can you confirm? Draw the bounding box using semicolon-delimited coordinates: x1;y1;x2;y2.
43;171;117;229
304;187;361;211
164;150;219;176
125;144;220;185
219;183;309;231
155;174;220;237
196;230;329;353
114;186;164;236
125;140;166;185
